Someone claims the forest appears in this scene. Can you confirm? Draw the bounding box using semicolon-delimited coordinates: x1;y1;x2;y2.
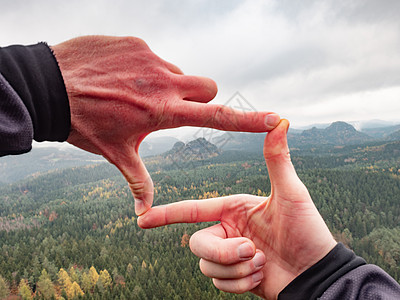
0;139;400;299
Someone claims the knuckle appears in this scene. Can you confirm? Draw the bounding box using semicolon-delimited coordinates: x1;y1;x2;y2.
123;36;149;49
235;279;253;294
198;260;212;277
216;246;231;264
235;264;248;278
128;181;146;199
213;105;228;124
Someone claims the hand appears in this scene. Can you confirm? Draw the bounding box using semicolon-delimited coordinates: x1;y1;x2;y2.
51;35;280;215
138;119;337;299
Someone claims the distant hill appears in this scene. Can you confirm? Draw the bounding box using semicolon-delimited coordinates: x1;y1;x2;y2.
0;147;104;184
362;124;400;139
291;121;374;147
2;121;399;184
387;129;400;141
204;121;376;153
163;138;220;162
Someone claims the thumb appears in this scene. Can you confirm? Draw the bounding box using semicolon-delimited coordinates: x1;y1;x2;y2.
263;119;300;191
109;149;154;216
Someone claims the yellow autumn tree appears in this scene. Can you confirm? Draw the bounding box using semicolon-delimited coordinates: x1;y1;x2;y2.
98;270;112;288
18;279;32;300
68;281;84;298
58;268;72;293
141;260;147;269
126;263;133;275
88;266;99;289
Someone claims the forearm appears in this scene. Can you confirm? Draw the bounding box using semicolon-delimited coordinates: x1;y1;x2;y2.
0;42;70;156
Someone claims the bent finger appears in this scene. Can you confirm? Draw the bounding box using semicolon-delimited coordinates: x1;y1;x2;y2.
176;75;218;103
199;250;265;279
212;270;264;294
189;224;256;264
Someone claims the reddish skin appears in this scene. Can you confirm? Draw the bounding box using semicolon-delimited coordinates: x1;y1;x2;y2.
138;120;337;299
51;36;280;215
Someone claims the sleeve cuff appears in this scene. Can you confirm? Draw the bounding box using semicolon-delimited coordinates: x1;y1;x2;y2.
278;243;366;300
0;42;70;142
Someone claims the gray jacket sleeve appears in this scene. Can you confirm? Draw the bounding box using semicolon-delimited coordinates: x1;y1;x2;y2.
0;73;33;155
278;243;400;300
320;264;400;300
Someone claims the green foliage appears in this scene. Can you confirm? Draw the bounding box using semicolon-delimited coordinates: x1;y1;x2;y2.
37;269;56;299
0;139;399;298
0;275;10;299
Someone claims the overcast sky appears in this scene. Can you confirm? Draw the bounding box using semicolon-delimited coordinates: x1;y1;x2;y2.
2;0;400;139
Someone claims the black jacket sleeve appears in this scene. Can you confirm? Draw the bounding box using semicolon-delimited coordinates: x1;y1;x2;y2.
278;243;400;300
0;42;70;156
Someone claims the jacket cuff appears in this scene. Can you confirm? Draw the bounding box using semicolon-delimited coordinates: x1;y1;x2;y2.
0;42;70;142
278;243;366;300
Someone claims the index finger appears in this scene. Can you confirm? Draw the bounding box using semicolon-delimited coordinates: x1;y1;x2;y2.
165;101;280;132
137;196;231;229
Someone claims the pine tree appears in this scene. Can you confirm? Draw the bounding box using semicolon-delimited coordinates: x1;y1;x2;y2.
0;275;10;300
69;266;80;284
126;263;133;276
81;271;92;293
37;269;56;300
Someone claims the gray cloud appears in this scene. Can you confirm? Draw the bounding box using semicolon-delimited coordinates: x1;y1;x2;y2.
1;0;399;128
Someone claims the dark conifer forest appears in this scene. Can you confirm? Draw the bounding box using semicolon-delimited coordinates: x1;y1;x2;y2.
1;137;400;299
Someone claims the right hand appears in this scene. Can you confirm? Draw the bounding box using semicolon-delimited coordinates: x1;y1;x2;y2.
138;119;337;299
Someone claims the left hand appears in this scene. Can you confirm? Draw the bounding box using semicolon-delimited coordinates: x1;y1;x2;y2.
52;35;280;215
138;120;337;299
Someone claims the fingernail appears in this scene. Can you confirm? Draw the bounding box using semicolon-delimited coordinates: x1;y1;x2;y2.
253;252;266;268
252;271;264;283
238;243;254;259
135;199;146;216
265;113;280;128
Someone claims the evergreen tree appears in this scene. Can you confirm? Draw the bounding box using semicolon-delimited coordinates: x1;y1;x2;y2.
81;272;92;293
69;266;80;284
0;275;10;300
36;269;56;300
